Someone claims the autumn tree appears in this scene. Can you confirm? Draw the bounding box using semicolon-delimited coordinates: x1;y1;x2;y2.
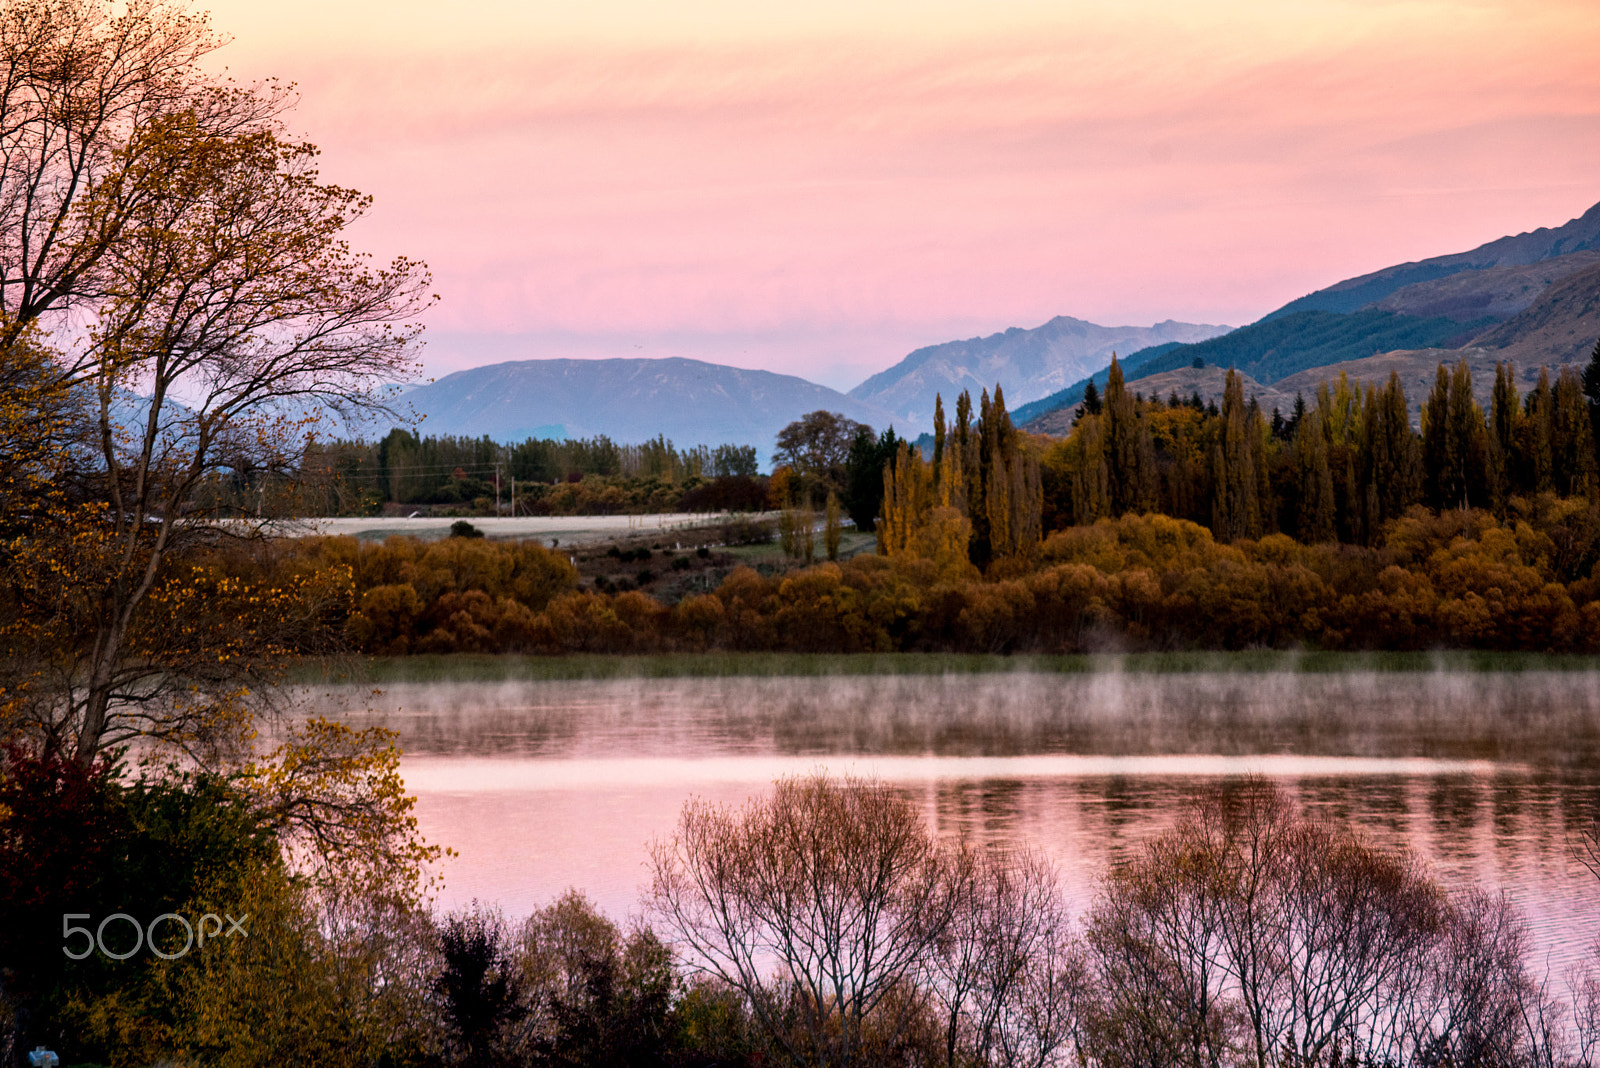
1423;360;1491;511
1210;369;1266;541
1352;372;1422;542
1103;355;1156;517
773;410;866;508
1524;367;1557;495
1292;408;1336;543
1552;365;1597;497
516;891;679;1066
878;386;1039;572
0;0;432;766
824;491;843;560
1584;337;1600;472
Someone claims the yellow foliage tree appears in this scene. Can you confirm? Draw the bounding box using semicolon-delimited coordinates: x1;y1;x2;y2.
878;386;1040;571
0;0;433;765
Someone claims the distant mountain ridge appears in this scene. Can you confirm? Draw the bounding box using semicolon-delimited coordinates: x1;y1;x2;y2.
1018;200;1600;434
400;357;897;457
847;315;1230;428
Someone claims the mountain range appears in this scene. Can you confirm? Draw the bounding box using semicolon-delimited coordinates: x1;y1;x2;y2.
398;199;1600;454
1017;201;1600;432
845;316;1230;429
401;357;895;452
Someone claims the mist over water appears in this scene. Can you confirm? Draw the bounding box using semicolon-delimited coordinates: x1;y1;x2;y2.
297;669;1600;973
304;669;1600;763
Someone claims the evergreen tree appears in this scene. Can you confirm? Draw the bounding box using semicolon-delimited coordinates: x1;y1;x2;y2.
1077;379;1103;419
843;424;898;532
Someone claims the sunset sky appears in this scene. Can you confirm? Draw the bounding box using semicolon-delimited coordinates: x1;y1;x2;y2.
199;0;1600;391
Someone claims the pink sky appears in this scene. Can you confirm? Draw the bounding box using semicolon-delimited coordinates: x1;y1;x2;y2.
199;0;1600;391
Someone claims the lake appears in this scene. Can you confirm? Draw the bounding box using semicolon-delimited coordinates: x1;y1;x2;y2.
300;666;1600;974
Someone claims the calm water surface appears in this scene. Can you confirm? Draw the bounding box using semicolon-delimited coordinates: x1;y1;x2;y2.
302;670;1600;971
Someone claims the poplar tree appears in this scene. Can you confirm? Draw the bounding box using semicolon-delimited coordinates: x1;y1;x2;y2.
984;388;1012;562
1356;373;1421;540
1489;362;1520;507
1524;367;1555;494
1063;411;1110;525
1423;361;1490;510
1583;338;1600;471
1552;367;1597;497
877;385;1039;568
1104;355;1155;515
1293;409;1337;543
1210;369;1262;541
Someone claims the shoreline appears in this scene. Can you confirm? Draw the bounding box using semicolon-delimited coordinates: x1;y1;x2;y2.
288;649;1600;684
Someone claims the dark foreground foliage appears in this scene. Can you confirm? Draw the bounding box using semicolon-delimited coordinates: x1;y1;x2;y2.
5;764;1597;1067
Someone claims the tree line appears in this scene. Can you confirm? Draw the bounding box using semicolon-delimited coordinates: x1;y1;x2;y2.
197;431;766;517
1043;348;1600;547
268;487;1600;656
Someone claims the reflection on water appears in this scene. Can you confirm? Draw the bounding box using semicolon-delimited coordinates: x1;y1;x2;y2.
299;671;1600;973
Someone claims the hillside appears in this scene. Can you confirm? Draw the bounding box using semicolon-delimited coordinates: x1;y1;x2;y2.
1124;309;1484;388
1265;201;1600;319
1468;260;1600;367
1018;201;1600;434
1372;250;1600;322
401;357;897;452
1237;259;1600;427
848;316;1229;429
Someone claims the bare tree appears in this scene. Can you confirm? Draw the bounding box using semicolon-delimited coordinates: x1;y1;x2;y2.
1576;800;1600;884
1082;779;1550;1068
1398;890;1538;1066
1083;814;1238;1068
1575;960;1600;1068
648;773;961;1068
929;848;1083;1068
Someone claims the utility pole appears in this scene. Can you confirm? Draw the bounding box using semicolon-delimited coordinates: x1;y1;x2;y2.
511;474;516;517
495;462;501;515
